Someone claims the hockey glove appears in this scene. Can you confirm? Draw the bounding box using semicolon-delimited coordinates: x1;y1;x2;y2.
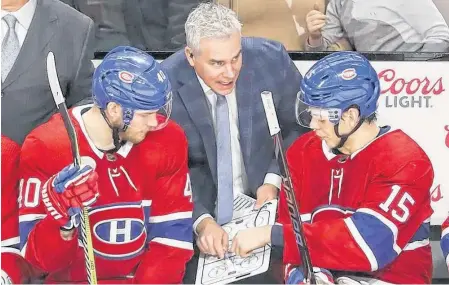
42;163;99;229
286;266;334;284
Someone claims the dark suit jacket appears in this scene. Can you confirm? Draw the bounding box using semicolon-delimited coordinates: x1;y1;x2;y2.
162;37;307;222
1;0;95;145
60;0;131;51
129;0;201;50
62;0;200;51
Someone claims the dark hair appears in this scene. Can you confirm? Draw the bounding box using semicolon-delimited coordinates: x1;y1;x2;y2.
365;112;378;123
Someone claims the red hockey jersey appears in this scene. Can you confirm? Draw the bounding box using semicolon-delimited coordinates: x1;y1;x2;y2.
442;217;449;269
1;135;36;283
279;128;434;284
19;105;194;283
2;135;21;249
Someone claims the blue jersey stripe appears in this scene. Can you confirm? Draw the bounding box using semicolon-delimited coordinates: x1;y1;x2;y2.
148;218;193;243
350;212;398;269
441;232;449;259
409;222;430;242
19;220;41;249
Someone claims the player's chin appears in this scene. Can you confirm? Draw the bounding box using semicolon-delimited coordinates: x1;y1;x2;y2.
128;133;147;144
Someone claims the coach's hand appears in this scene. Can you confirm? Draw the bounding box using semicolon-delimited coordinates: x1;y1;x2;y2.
231;225;272;257
42;160;99;229
196;218;229;259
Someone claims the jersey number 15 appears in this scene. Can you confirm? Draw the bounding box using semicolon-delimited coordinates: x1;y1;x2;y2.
379;185;415;223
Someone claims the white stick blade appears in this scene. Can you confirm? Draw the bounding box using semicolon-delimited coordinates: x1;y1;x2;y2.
46;52;65;106
260;91;281;136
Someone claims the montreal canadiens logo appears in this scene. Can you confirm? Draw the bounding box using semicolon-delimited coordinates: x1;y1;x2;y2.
93;218;145;244
87;203;147;260
341;68;357;80
119;71;134;83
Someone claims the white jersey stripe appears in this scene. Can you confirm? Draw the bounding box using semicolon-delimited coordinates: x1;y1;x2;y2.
19;214;46;222
1;237;20;247
1;246;21;255
20;243;27;256
151;237;193;250
149;211;193;223
311;206;354;222
403;239;429;251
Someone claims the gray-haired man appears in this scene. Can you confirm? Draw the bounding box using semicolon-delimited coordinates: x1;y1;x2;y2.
162;2;308;282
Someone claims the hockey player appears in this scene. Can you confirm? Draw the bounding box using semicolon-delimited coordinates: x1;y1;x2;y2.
18;46;194;283
442;217;449;270
230;51;434;283
1;135;36;284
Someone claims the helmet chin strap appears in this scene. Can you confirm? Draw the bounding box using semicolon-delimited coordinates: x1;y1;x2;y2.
100;109;128;153
333;118;365;150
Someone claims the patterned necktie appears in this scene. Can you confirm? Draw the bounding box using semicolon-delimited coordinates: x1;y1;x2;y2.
215;94;234;225
2;14;20;82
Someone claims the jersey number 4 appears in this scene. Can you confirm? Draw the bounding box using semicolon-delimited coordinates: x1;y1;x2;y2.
379;185;415;223
184;174;193;203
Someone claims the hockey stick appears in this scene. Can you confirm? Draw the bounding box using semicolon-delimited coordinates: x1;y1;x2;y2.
46;52;98;285
260;91;316;284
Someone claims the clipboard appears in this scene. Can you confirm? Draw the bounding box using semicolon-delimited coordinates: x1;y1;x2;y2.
195;194;278;285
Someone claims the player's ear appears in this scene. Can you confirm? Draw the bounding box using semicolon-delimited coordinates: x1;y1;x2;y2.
185;46;195;67
105;102;122;124
345;107;360;126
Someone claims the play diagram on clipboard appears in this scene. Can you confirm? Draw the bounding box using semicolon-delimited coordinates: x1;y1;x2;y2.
195;194;278;285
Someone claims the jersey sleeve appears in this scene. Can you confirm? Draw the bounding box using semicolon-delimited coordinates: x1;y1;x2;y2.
18;135;78;273
1;136;21;250
441;217;449;269
1;136;38;283
133;126;194;283
282;159;434;272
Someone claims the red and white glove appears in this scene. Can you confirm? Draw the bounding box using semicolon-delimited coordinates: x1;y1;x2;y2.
42;161;99;229
285;264;335;284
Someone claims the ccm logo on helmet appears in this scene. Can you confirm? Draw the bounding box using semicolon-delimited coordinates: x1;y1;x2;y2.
119;71;134;83
341;68;357;80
